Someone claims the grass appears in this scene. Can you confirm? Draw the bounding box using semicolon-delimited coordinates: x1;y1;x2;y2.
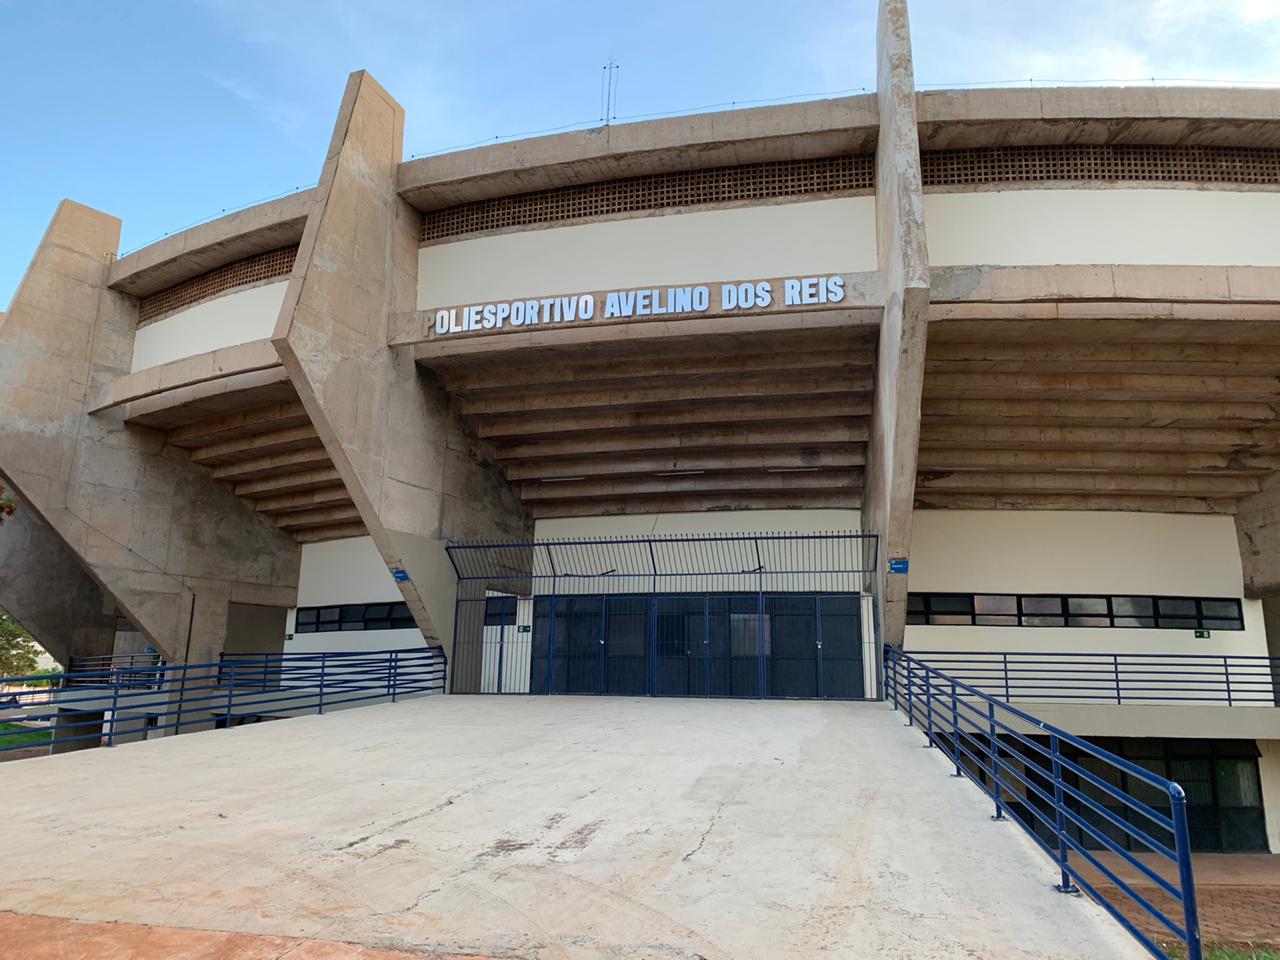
0;721;51;748
1167;946;1280;960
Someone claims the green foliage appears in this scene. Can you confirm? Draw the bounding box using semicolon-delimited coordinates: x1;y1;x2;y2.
17;667;61;688
0;482;14;525
0;722;52;748
0;611;40;677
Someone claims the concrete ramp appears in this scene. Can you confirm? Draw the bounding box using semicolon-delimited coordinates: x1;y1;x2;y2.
0;697;1147;959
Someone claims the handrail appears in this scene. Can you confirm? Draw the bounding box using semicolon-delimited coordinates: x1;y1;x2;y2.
0;646;447;754
884;646;1202;960
908;649;1279;706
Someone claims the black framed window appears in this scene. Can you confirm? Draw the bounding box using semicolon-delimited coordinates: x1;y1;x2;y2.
907;593;1244;631
293;602;417;633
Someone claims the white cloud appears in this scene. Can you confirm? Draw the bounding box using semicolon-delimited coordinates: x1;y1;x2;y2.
211;75;306;136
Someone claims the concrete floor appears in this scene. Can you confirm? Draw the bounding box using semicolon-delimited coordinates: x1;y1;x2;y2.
0;696;1149;960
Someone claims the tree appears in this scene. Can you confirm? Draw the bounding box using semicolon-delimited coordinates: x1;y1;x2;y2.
0;482;13;525
0;611;40;677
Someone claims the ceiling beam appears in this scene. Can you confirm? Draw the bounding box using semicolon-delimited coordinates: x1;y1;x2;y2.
459;375;872;417
252;486;353;515
926;341;1280;376
923;372;1280;403
917;448;1280;475
439;347;876;397
914;492;1237;515
527;490;862;519
495;421;870;461
521;470;861;502
475;397;871;441
208;445;333;482
165;400;309;448
189;424;320;465
921;398;1279;428
915;471;1259;497
919;423;1280;453
292;521;369;544
276;504;363;530
232;466;344;498
505;447;865;481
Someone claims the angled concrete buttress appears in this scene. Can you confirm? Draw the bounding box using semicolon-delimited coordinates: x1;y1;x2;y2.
863;0;931;648
0;473;115;668
273;71;531;662
0;201;300;664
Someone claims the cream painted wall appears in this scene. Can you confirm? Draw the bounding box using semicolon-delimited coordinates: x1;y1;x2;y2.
905;511;1269;660
130;281;287;372
1260;740;1280;853
418;198;876;308
295;536;402;606
925;189;1280;267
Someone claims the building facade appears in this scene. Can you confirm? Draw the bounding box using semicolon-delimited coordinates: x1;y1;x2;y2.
2;0;1280;851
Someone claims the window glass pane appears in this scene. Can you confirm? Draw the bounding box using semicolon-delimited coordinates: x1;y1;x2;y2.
975;595;1017;615
928;596;972;613
1157;598;1196;617
294;622;315;634
1021;597;1062;615
318;607;340;623
1113;597;1153;616
340;621;363;631
1203;619;1244;631
975;615;1018;626
340;605;363;622
906;613;926;625
1216;758;1263;807
365;620;391;630
389;603;410;619
928;614;972;625
1068;616;1110;627
296;609;317;624
907;594;925;612
1021;615;1065;627
1201;600;1240;618
365;604;391;620
1114;616;1155;628
1068;597;1108;615
1157;617;1199;630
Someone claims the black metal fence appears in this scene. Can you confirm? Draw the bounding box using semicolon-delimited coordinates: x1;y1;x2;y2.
446;532;880;699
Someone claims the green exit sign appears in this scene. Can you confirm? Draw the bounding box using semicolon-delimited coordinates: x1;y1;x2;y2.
1195;629;1210;639
518;625;531;634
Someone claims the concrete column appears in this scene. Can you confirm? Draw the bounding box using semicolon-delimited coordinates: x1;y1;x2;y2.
0;202;300;663
862;0;930;648
0;481;116;668
273;71;530;664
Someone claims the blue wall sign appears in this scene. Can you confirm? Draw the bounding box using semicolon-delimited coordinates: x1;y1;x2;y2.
391;568;410;582
887;558;909;575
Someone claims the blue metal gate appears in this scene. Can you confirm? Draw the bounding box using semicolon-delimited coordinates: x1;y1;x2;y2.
447;533;880;700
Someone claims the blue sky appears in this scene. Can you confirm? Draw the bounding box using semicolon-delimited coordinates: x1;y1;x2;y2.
3;0;1279;307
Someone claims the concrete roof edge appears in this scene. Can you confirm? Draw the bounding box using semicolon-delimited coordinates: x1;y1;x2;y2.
108;190;316;298
397;94;881;211
917;85;1280;149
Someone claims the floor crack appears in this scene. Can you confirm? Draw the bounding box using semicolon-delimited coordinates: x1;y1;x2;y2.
682;800;726;862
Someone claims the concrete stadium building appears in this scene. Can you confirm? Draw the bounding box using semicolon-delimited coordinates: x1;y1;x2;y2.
4;0;1280;867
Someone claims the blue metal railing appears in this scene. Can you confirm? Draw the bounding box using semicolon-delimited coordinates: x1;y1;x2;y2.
884;646;1202;960
908;649;1278;706
0;647;446;754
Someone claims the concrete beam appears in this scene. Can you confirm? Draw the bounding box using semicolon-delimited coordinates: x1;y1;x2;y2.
89;340;281;413
921;397;1280;428
923;371;1280;403
917;492;1236;515
919;422;1280;452
273;71;530;662
528;490;861;520
439;347;875;397
458;375;871;418
915;471;1257;497
863;0;930;648
209;445;333;483
0;201;299;663
475;397;871;442
917;448;1280;475
504;448;866;481
494;422;869;461
521;470;862;502
166;400;310;448
1236;473;1280;597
